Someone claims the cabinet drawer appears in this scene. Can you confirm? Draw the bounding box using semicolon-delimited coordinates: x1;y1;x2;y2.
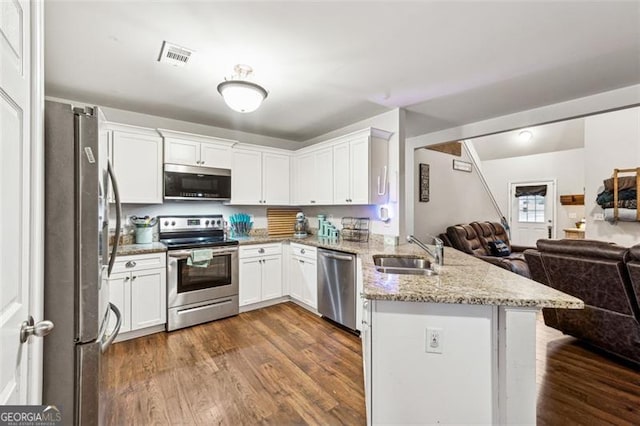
290;243;316;259
112;253;166;273
239;243;282;258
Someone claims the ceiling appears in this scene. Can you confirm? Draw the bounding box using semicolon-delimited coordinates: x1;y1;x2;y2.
44;1;640;142
470;118;585;161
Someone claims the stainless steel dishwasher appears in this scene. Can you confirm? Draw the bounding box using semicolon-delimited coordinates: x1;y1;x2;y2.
317;248;357;331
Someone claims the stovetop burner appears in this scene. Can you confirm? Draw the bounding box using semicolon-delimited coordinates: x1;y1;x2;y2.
158;215;238;249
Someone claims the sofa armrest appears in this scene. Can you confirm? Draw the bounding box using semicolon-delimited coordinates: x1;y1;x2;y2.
476;255;512;269
511;244;535;253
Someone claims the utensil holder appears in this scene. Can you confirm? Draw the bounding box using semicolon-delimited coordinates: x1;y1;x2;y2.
135;227;153;244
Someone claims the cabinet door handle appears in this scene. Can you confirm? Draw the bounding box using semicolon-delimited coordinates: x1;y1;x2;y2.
132;276;137;281
125;260;136;268
300;249;305;254
299;260;304;264
258;248;265;254
310;200;315;204
201;161;205;165
124;276;130;281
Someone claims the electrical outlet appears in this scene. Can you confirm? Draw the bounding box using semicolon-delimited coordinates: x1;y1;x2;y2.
594;213;604;221
426;327;443;354
384;235;398;246
568;212;577;219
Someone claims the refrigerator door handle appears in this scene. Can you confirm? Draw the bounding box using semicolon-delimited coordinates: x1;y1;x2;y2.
100;303;122;353
107;160;121;277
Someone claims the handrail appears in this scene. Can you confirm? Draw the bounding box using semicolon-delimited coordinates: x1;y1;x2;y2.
461;140;511;237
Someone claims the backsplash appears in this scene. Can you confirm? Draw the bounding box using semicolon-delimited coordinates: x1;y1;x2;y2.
108;200;392;238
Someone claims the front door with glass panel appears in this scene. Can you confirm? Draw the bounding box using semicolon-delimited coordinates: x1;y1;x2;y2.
509;180;555;246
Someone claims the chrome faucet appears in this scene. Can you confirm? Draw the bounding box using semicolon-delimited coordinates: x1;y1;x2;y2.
407;235;444;267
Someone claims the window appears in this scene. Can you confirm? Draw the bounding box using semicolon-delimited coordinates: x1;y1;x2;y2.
518;195;545;223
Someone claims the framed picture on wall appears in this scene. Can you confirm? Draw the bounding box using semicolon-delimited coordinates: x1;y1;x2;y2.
419;163;429;202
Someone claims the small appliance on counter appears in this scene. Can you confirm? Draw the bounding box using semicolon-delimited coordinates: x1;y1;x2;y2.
130;215;158;244
294;212;308;238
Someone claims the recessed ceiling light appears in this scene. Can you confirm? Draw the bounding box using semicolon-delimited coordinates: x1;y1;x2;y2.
217;64;268;113
518;130;533;142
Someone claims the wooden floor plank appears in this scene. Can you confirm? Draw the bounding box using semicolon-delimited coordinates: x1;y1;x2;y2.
102;302;640;425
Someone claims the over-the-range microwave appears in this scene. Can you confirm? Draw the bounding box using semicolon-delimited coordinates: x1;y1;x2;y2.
164;164;231;200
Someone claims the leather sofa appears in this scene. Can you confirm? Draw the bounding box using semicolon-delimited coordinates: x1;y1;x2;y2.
525;239;640;365
445;221;531;278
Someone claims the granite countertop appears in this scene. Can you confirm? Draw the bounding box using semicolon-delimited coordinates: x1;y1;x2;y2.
115;242;167;256
236;235;584;309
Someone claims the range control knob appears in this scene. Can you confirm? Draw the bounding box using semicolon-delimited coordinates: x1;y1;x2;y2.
216;219;221;226
205;220;210;226
171;221;176;226
163;221;169;226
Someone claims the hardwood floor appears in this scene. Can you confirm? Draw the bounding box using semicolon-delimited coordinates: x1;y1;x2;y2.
103;302;640;425
101;302;365;425
535;316;640;425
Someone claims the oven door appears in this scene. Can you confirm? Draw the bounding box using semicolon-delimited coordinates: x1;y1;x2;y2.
167;247;239;308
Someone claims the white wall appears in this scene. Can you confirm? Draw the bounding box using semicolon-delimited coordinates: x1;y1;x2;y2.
481;148;586;237
584;107;640;246
405;84;640;236
413;148;498;239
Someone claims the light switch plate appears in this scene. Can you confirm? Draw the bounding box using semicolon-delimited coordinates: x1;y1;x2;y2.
594;213;604;221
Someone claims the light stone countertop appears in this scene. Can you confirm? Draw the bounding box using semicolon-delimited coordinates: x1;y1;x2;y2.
115;242;167;256
237;235;584;309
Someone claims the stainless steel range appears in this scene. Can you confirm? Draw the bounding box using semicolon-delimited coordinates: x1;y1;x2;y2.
159;215;239;331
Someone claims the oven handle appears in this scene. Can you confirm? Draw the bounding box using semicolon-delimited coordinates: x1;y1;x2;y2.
168;247;238;259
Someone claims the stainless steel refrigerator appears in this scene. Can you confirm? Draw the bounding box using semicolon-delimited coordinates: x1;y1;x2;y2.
43;100;123;425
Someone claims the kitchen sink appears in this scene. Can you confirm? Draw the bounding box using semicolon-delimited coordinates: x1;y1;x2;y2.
373;255;438;276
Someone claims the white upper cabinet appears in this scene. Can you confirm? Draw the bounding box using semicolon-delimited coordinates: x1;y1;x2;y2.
262;152;290;205
292;147;333;205
295;128;392;206
333;134;388;205
332;142;350;204
108;124;163;204
164;138;199;166
159;129;235;169
231;146;291;205
232;149;263;204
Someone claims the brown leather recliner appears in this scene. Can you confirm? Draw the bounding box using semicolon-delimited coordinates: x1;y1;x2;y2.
445;221;531;278
525;239;640;365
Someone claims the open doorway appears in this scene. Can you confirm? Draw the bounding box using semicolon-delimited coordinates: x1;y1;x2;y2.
508;180;556;246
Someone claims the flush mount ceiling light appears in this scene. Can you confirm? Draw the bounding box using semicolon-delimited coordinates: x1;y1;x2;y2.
518;130;533;142
217;64;268;113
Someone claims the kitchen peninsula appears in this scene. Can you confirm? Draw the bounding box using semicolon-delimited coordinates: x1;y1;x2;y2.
359;244;582;426
238;236;583;425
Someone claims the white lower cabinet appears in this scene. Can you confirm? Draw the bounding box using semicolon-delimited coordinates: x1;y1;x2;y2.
108;252;166;339
239;244;283;306
289;243;317;309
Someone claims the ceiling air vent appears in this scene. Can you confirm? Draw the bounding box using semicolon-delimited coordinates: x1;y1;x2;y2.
158;41;194;67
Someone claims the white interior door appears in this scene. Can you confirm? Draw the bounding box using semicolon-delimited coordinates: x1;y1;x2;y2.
0;0;39;405
509;180;556;247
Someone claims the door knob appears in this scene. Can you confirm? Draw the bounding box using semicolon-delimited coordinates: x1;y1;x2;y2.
20;316;54;343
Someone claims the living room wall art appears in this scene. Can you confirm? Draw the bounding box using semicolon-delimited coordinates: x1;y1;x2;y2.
419;163;430;202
